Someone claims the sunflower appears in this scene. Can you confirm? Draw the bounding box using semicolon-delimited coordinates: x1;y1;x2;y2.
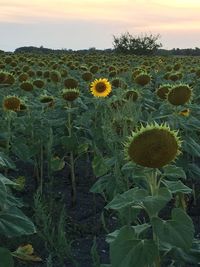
62;88;80;101
40;95;54;103
167;84;192;106
90;78;112;97
134;72;151;86
20;81;34;92
156;84;171;100
125;123;181;168
0;71;7;84
3;96;21;112
64;78;78;89
124;90;139;101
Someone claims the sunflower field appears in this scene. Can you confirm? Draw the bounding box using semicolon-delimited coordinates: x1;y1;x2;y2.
0;51;200;267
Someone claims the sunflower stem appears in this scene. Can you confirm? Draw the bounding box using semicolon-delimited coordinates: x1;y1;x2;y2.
6;111;12;156
147;170;161;267
67;102;76;206
5;111;12;176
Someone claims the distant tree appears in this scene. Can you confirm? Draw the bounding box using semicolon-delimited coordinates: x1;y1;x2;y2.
88;47;96;51
113;32;162;55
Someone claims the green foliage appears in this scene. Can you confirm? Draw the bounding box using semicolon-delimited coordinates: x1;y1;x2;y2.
152;208;194;251
33;191;76;266
0;247;14;267
110;226;158;267
1;50;200;267
0;154;36;266
113;32;162;55
0;207;36;237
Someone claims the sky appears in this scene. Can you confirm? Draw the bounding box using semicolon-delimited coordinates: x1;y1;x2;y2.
0;0;200;51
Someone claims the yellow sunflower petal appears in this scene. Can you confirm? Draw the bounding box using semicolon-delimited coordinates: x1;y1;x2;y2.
90;78;112;97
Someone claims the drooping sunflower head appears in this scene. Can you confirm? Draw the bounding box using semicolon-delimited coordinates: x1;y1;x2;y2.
167;83;192;106
125;123;181;168
134;72;151;86
62;88;80;101
27;70;36;78
5;73;15;85
64;78;78;89
43;70;50;78
90;65;99;74
0;72;15;85
124;89;139;101
168;72;182;82
18;73;29;82
20;81;34;92
156;84;172;100
50;70;61;83
33;79;45;89
0;71;7;84
60;69;68;78
90;78;112;97
40;94;54;104
132;68;143;80
3;95;21;112
111;77;127;89
82;71;93;81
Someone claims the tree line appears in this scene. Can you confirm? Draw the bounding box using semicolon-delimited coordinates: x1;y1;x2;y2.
2;32;200;56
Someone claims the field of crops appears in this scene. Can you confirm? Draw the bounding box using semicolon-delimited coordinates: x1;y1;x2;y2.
0;51;200;267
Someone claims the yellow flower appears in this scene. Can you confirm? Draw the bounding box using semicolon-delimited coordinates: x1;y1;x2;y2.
179;109;190;117
90;78;112;97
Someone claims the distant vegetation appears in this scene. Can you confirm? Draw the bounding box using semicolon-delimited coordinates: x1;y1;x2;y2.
1;32;200;56
112;32;162;55
12;45;200;56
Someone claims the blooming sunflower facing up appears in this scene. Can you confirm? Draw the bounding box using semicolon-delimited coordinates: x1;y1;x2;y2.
90;78;112;97
125;123;181;169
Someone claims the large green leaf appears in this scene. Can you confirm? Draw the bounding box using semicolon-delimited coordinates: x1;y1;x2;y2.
92;154;109;177
163;165;186;180
0;152;15;170
110;226;158;267
105;188;148;210
5;194;23;208
11;142;32;162
0;179;7;205
183;137;200;157
0;174;17;186
163;180;192;194
187;163;200;180
169;246;200;265
90;175;110;194
0;247;14;267
152;208;194;251
143;187;172;217
118;206;140;225
0;207;36;237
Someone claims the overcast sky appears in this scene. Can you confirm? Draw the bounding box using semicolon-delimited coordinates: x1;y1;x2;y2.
1;0;200;51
